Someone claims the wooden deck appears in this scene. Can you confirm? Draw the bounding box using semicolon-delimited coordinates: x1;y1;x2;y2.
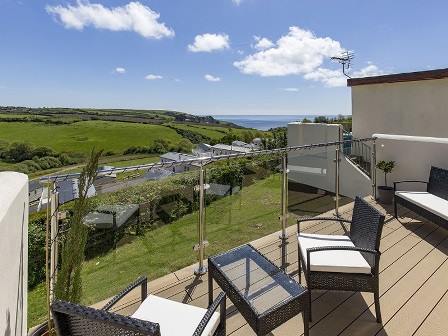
101;197;448;336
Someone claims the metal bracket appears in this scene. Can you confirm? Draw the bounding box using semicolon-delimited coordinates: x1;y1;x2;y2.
193;240;209;251
194;184;210;192
278;214;289;221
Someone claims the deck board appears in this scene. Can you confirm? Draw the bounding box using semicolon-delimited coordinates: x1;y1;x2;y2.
102;197;448;336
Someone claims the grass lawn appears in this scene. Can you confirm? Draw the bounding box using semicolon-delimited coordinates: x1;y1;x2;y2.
171;124;227;140
28;174;282;327
171;123;263;141
0;121;184;155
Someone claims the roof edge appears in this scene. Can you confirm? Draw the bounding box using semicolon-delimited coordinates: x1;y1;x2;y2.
347;68;448;87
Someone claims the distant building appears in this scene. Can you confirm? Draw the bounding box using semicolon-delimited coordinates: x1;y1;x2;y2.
232;140;260;150
97;165;117;178
193;143;212;156
210;144;254;156
38;178;96;211
160;152;200;173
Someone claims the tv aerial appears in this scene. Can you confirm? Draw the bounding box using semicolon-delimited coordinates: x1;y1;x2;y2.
331;51;354;78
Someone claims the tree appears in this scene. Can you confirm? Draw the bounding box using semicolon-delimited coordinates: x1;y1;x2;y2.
314;116;329;123
376;160;395;186
176;139;193;153
242;130;254;144
220;129;238;145
151;139;169;154
5;142;33;162
32;146;54;158
55;149;102;303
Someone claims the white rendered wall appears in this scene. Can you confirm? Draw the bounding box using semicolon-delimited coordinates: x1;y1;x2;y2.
374;134;448;189
288;123;371;198
351;78;448;139
0;172;28;336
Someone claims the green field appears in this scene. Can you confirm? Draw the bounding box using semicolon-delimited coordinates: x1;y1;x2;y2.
0;121;184;155
28;175;282;327
171;123;259;141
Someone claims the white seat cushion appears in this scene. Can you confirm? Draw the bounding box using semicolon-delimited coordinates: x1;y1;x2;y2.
131;295;220;336
298;233;371;274
395;191;448;221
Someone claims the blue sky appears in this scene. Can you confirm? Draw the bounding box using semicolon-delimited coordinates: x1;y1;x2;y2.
0;1;447;115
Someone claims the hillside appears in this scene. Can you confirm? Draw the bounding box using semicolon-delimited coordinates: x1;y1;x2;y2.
0;106;239;127
0;106;266;176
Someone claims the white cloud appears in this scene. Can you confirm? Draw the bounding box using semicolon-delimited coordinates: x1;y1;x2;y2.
114;67;126;74
253;36;274;50
145;74;163;80
234;26;344;77
304;64;385;87
46;1;174;39
204;74;221;82
304;68;346;87
232;0;243;5
281;87;299;92
235;26;385;88
188;33;230;53
353;63;384;78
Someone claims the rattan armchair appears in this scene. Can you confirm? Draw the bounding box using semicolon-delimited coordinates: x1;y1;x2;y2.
52;276;227;336
297;197;385;322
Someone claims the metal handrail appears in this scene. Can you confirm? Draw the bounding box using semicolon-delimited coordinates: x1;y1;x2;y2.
39;137;376;183
40;136;377;277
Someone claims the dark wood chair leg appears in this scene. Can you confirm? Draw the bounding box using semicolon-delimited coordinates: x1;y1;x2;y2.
298;253;302;283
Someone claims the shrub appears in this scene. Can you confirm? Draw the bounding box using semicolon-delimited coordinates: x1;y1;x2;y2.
5;142;34;162
28;213;47;289
22;160;41;172
151;139;169;154
32;146;54;158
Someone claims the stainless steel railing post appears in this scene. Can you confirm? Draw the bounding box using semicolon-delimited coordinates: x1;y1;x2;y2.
334;130;341;217
50;184;59;302
194;163;207;275
372;140;377;199
280;154;289;270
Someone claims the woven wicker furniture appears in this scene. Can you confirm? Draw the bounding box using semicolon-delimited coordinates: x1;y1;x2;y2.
208;244;310;336
297;197;385;322
51;276;227;336
394;166;448;230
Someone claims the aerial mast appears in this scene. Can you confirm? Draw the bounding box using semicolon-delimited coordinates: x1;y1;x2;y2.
331;51;355;78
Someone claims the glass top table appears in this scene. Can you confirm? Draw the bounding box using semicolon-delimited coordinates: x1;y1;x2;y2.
208;244;309;336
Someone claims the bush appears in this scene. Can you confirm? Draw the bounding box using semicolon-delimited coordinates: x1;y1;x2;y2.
4;142;34;162
28;213;46;289
22;160;41;172
173;139;193;153
37;156;62;169
32;146;54;158
150;139;169;154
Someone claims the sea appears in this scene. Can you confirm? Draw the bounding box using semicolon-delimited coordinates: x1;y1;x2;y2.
214;115;337;131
